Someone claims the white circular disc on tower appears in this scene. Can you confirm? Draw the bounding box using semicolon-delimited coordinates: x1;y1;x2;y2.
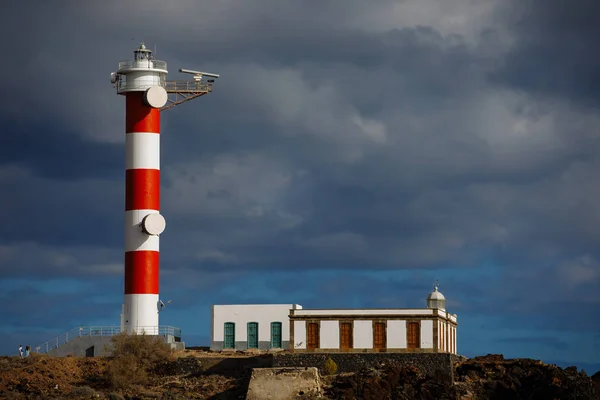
142;213;166;236
144;86;168;108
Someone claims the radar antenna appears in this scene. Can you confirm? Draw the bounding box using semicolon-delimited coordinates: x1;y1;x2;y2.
160;68;220;110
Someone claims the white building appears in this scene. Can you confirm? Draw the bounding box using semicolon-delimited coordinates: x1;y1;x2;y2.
210;286;457;354
210;304;302;350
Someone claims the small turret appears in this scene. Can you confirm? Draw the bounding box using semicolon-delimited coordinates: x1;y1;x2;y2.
427;281;446;310
133;43;153;61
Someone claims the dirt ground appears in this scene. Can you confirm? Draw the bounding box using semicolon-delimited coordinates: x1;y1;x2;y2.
0;355;108;398
0;350;267;399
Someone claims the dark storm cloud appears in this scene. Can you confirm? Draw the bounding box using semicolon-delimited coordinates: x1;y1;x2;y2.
0;118;122;180
162;23;475;82
0;170;122;250
1;0;597;277
0;241;123;279
490;0;600;105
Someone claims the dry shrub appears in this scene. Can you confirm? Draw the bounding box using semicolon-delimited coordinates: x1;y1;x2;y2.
323;357;338;375
69;385;99;398
105;332;173;389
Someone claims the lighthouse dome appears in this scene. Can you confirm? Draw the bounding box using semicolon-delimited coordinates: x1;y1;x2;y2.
427;283;446;310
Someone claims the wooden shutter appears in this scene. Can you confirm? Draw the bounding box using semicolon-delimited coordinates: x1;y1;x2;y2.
373;322;386;350
407;322;420;349
307;322;319;350
340;322;353;351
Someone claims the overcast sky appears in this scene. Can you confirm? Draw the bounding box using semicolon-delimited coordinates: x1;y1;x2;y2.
0;0;599;373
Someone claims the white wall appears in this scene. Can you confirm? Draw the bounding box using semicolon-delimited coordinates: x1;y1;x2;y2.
212;304;301;343
294;321;306;349
387;320;406;349
420;320;433;349
320;320;339;349
294;309;433;316
353;320;373;349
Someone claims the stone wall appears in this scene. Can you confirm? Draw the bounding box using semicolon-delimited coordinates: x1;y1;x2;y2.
272;353;460;380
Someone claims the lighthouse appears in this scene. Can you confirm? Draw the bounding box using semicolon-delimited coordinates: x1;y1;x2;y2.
112;43;219;336
112;44;168;334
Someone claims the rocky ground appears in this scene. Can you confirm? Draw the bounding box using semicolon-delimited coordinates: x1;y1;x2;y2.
326;354;600;400
0;352;598;399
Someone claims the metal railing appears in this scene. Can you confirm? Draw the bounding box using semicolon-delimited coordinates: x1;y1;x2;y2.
118;59;168;71
34;325;182;354
165;80;213;93
116;79;212;95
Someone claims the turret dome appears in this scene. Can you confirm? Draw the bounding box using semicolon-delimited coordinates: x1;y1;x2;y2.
427;282;446;310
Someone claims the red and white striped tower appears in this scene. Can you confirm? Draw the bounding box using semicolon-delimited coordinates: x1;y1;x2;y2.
112;44;219;336
113;44;168;334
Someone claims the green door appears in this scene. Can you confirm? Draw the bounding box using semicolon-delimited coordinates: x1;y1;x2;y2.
247;322;258;349
224;322;235;349
271;322;282;348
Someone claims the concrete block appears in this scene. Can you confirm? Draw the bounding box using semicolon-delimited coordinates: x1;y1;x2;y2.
246;367;321;400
